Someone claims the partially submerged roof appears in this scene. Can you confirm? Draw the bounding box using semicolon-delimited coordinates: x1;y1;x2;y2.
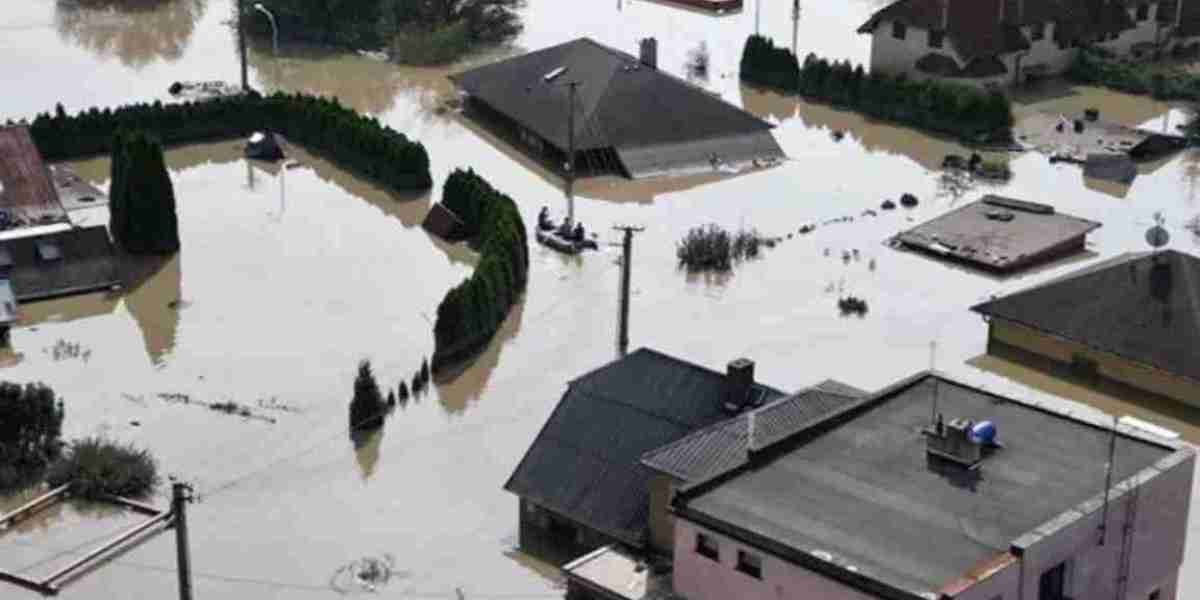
450;38;782;172
0;226;120;301
675;373;1175;598
972;249;1200;382
642;380;866;482
0;126;68;227
504;348;785;545
564;545;674;600
893;195;1101;273
421;203;465;241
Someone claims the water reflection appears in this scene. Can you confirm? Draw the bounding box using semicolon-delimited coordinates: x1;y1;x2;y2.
435;298;526;415
121;253;182;366
351;427;384;482
54;0;208;69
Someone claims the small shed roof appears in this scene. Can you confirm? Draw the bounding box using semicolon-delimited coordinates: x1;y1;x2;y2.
421;203;466;241
0;226;120;301
893;195;1101;273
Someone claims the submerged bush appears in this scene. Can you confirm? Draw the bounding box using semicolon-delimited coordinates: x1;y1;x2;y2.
47;437;158;499
677;225;765;272
0;382;65;491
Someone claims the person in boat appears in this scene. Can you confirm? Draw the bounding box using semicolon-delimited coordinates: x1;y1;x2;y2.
573;222;585;242
538;206;554;231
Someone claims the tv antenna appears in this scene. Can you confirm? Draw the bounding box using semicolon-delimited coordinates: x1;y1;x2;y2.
929;340;940;427
1144;211;1170;254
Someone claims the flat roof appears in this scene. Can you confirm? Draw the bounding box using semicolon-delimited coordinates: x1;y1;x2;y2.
893;195;1100;272
564;545;674;600
678;374;1173;598
0;127;69;227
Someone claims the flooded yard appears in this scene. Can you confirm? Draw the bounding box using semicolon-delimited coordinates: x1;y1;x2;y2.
2;0;1200;598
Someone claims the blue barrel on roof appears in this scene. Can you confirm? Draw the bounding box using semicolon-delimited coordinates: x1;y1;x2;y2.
971;420;997;445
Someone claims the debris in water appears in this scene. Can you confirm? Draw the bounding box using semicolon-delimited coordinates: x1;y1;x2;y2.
330;554;403;594
46;339;90;363
838;296;869;317
900;193;919;208
869;258;877;271
881;199;896;210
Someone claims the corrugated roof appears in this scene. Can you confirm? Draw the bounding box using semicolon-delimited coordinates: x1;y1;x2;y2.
503;348;785;545
614;131;783;179
972;249;1200;382
0;126;67;226
451;38;774;154
642;381;867;482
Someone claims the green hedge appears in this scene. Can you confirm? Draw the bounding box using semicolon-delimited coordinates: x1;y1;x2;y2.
110;130;181;254
432;169;528;371
741;35;1013;142
0;382;64;491
1067;47;1200;102
27;92;432;190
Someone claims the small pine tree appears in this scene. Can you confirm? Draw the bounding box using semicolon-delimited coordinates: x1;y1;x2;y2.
349;360;386;430
420;358;430;383
398;381;409;402
387;390;396;407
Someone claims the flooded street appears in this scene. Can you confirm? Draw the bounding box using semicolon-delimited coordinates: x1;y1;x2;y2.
2;0;1200;598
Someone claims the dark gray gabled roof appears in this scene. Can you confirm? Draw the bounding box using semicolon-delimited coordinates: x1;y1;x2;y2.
641;380;867;482
972;249;1200;382
451;38;775;154
1;226;120;301
503;348;785;545
674;373;1174;598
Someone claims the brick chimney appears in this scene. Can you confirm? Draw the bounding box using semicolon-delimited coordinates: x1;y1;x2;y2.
724;358;756;413
640;37;658;69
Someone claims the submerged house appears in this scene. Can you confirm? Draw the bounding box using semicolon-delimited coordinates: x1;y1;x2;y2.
972;249;1200;407
670;372;1194;600
858;0;1200;88
451;38;784;179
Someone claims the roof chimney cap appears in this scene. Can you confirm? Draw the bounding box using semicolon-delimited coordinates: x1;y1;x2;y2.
724;358;757;413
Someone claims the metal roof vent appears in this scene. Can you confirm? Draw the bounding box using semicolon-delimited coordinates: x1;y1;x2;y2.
924;415;997;469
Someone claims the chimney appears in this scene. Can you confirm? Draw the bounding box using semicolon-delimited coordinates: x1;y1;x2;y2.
925;416;984;467
640;37;658;69
724;358;756;413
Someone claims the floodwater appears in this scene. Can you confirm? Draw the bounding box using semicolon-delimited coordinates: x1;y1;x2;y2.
1;0;1200;598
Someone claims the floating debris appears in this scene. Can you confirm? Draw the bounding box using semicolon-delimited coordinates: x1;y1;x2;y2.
900;194;919;208
46;339;91;363
329;554;406;594
838;296;869;317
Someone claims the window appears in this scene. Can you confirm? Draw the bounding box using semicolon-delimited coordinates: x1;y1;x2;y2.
736;550;763;579
893;22;907;40
1137;3;1150;21
1038;561;1067;600
1149;590;1161;600
1030;23;1045;41
695;533;719;561
36;242;61;262
929;29;945;48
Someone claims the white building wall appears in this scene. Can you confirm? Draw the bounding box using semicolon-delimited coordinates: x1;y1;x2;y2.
1099;4;1163;54
869;21;962;78
1018;22;1076;76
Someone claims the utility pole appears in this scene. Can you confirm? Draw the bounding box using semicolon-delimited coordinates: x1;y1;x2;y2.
565;81;578;224
792;0;801;58
172;482;194;600
238;0;249;91
613;225;644;356
756;0;761;35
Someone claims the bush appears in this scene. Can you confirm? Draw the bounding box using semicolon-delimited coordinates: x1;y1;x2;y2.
0;382;65;491
349;360;387;430
432;169;529;371
46;437;158;499
1067;47;1200;102
110;130;181;254
388;22;472;66
29;92;432;191
740;35;1013;142
677;224;764;271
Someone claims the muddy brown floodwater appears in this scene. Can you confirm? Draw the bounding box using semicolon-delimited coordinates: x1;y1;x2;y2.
2;0;1200;598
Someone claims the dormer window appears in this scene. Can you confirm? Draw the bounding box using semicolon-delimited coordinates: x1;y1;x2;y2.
36;241;62;262
929;29;945;48
893;22;907;40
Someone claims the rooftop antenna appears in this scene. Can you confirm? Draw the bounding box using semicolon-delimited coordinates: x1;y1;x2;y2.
1098;414;1118;546
929;340;940;427
1145;211;1170;258
1143;212;1174;325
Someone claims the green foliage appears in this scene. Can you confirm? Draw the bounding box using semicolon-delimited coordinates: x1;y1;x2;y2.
740;35;1013;142
677;224;763;271
0;382;65;491
349;360;387;430
46;437;158;499
29;92;432;190
1067;47;1200;102
432;169;528;371
109;130;181;254
388;21;472;66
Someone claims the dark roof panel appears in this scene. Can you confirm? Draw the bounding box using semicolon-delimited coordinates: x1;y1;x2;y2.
504;348;785;544
972;250;1200;382
0;226;119;301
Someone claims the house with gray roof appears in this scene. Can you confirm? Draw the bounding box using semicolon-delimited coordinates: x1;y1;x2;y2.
450;38;783;179
858;0;1194;87
669;372;1194;600
972;249;1200;407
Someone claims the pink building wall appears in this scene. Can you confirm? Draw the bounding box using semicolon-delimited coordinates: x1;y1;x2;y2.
673;448;1194;600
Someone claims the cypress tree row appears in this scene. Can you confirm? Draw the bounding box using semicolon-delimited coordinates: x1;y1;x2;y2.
740;35;1014;142
27;92;432;191
109;131;181;255
432;169;529;371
